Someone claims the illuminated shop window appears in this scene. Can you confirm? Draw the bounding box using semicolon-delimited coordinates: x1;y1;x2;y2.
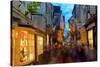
19;31;28;63
12;27;35;65
19;47;28;62
47;34;49;46
88;29;93;48
28;34;35;62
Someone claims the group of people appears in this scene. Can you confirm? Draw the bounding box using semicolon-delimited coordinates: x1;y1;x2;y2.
33;43;97;65
48;43;97;64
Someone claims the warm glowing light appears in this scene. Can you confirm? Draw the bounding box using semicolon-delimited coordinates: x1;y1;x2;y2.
12;27;35;65
30;54;34;61
69;28;71;31
19;31;28;39
88;30;93;48
47;34;49;45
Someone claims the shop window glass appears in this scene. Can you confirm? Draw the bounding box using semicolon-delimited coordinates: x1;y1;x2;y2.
12;27;35;65
88;29;93;48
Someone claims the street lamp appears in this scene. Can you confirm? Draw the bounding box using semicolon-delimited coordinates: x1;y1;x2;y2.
68;28;71;32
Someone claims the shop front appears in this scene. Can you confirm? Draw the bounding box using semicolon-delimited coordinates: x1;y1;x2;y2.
11;4;46;66
87;25;97;49
11;25;45;66
12;27;36;66
85;15;97;49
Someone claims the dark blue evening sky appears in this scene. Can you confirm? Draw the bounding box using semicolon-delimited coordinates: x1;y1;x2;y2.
53;3;74;37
